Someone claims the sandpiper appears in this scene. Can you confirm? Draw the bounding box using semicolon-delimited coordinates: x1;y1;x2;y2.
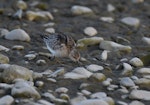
40;32;80;63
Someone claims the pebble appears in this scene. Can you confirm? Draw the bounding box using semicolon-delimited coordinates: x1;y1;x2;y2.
48;67;65;77
0;28;9;37
117;101;128;105
16;0;27;10
71;5;93;15
86;64;104;72
0;83;13;89
11;80;41;99
121;63;133;76
100;50;109;61
60;93;70;101
77;37;103;48
100;17;114;23
134;78;150;85
26;11;54;21
13;9;23;19
36;59;46;65
129;100;145;105
24;54;37;60
42;92;56;102
90;92;107;99
99;40;132;53
35;81;44;87
4;29;31;42
0;64;33;83
38;99;54;105
137;68;150;74
74;99;109;105
55;87;68;93
107;4;115;12
121;17;140;27
0;53;9;64
90;73;106;82
102;78;112;86
64;67;93;79
132;0;144;3
129;89;150;100
47;78;57;83
45;28;55;33
81;90;91;96
43;22;55;27
0;45;9;52
12;45;24;50
142;37;150;45
120;77;135;87
129;57;143;67
0;95;14;105
84;27;97;36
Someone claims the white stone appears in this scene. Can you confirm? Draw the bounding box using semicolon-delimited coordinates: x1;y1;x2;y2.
107;4;115;12
102;78;112;86
71;5;93;15
42;92;56;102
142;37;150;45
55;87;68;93
5;29;31;42
64;67;93;79
26;11;54;21
117;101;128;105
81;90;91;96
16;0;27;10
0;95;14;105
0;28;9;37
84;27;97;36
129;90;150;100
132;0;144;3
0;64;33;83
0;83;13;89
11;80;41;99
38;100;54;105
129;57;143;67
24;54;36;60
121;63;133;75
43;22;55;27
135;78;150;85
90;92;107;99
100;50;109;61
137;68;150;74
0;45;10;52
48;67;65;77
90;73;106;82
12;45;24;50
45;28;55;33
120;77;135;87
100;17;114;23
35;81;44;87
13;9;23;19
100;40;132;53
77;37;103;48
129;100;145;105
86;64;103;72
74;99;109;105
121;17;140;27
36;59;46;65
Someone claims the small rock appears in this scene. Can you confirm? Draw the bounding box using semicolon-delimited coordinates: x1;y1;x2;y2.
38;99;54;105
102;78;112;86
32;72;43;79
77;37;103;48
26;11;54;21
107;4;115;12
120;77;135;87
13;9;23;19
129;90;150;100
45;28;55;33
90;73;106;82
121;63;133;76
55;87;68;93
12;45;24;50
90;92;107;99
135;78;150;86
5;29;30;42
43;22;55;27
71;5;93;15
35;81;44;87
137;68;150;74
100;50;109;61
99;40;132;53
0;28;9;37
0;45;9;52
74;99;109;105
142;37;150;45
24;54;37;60
48;67;65;77
16;0;27;10
129;100;144;105
64;67;93;79
117;101;128;105
84;27;97;36
121;17;140;27
11;80;41;99
132;0;144;3
81;90;92;96
86;64;104;72
0;83;13;89
0;95;14;105
36;59;46;65
1;64;32;83
60;93;70;101
47;78;57;83
129;57;143;67
42;92;56;102
70;95;87;105
100;17;114;23
53;98;68;104
0;53;9;64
